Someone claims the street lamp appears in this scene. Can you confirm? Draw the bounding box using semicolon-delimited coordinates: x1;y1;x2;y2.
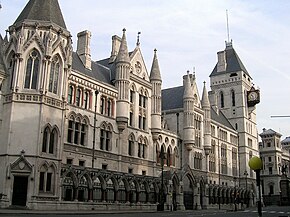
244;170;248;207
158;147;166;211
248;156;263;217
92;90;99;169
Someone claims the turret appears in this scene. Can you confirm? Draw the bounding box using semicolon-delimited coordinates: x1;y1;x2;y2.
201;82;211;155
115;28;130;131
183;72;195;151
150;49;162;141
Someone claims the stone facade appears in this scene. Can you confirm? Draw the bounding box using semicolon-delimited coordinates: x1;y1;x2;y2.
259;129;290;205
0;0;260;211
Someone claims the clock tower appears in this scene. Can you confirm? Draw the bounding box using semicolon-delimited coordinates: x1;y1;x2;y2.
209;41;260;186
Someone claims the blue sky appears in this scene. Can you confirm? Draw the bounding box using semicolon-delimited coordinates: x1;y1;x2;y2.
1;0;290;139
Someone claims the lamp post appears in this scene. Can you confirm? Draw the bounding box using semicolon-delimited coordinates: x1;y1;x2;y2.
92;90;99;169
244;170;248;207
158;147;166;211
248;156;263;217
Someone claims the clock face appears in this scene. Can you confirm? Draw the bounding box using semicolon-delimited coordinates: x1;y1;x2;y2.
248;91;258;101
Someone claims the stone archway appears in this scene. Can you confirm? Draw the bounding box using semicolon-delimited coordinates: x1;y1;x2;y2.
183;174;195;210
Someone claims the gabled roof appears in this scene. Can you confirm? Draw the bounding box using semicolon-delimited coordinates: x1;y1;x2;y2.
210;108;235;130
259;128;282;137
72;52;113;86
14;0;67;29
161;86;184;111
210;45;250;78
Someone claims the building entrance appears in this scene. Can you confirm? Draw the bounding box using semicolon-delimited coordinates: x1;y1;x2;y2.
12;176;28;206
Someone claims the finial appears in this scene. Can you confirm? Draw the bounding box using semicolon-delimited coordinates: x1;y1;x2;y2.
122;28;126;33
154;48;157;53
187;70;190;76
136;31;141;46
203;81;206;86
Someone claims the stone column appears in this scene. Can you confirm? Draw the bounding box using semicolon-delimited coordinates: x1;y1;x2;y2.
176;181;185;210
202;184;209;209
194;183;201;209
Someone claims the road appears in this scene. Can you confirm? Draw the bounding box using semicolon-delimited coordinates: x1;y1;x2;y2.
0;206;289;217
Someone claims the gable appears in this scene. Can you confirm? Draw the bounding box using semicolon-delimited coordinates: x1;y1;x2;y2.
129;47;150;82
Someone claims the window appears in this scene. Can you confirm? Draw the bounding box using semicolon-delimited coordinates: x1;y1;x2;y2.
100;96;114;117
137;137;146;159
268;157;272;162
75;89;81;107
68;85;74;104
102;164;107;170
231;90;235;106
128;168;133;174
79;160;85;167
84;92;89;109
142;170;146;176
66;158;73;165
269;167;272;174
25;49;40;89
248;138;253;147
130;90;134;103
128;135;134;156
220;91;224;108
39;165;55;193
48;56;60;94
194;152;202;170
67;116;88;146
42;126;58;154
129;112;133;126
100;124;112;151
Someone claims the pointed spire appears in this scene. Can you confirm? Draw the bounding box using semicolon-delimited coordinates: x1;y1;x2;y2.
183;71;193;99
136;31;141;46
116;28;130;63
201;81;210;108
14;0;67;29
150;49;161;81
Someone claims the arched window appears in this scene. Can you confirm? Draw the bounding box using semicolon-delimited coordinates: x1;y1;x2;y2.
39;164;55;193
166;147;172;166
84;91;89;109
48;56;61;94
25;49;40;89
100;124;112;151
128;135;134;156
42;126;58;154
231;90;236;107
220;91;224;108
138;137;146;159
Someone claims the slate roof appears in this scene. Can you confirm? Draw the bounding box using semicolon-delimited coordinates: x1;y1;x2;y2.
210;108;234;130
210;45;250;78
282;137;290;144
259;129;282;137
14;0;67;29
72;52;113;85
161;86;184;111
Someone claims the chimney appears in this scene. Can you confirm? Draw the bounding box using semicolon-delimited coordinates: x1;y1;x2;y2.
77;30;91;70
217;51;226;72
109;35;122;63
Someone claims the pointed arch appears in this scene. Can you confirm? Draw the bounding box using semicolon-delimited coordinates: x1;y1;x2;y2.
128;133;135;156
48;54;62;94
24;48;41;89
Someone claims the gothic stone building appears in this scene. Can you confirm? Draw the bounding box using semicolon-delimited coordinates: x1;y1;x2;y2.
0;0;260;211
